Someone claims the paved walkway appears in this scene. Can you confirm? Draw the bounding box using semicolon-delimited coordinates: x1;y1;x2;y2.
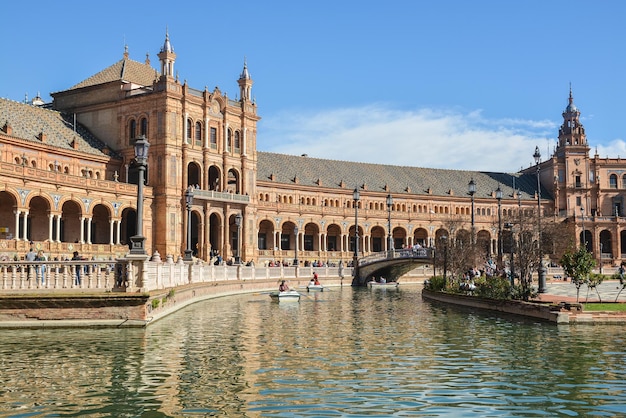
536;279;626;303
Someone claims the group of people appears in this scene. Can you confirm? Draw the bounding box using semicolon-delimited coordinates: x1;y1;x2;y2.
24;245;86;286
279;272;322;292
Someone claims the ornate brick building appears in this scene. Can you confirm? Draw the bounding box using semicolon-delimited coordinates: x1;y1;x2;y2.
0;33;618;269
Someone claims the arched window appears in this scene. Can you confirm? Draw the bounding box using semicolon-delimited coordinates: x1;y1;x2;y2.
187;119;193;140
621;174;626;189
140;117;148;136
227;129;233;151
129;119;136;140
610;174;618;189
234;131;241;150
195;121;202;145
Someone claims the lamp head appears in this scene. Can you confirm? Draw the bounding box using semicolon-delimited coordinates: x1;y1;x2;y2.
468;178;476;195
386;194;393;207
353;188;360;201
134;135;151;165
235;213;242;226
533;146;541;165
495;185;503;200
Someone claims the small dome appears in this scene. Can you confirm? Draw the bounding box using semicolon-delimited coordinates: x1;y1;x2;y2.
161;32;173;53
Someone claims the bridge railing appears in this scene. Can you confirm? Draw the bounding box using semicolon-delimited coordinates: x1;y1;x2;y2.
358;247;434;266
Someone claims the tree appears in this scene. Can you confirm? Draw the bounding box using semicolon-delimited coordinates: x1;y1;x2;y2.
560;246;596;303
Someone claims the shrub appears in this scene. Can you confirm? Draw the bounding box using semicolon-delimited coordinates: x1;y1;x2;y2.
474;275;512;300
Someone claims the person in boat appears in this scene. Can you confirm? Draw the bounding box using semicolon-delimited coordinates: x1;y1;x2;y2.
313;272;320;285
380;276;386;284
279;280;289;292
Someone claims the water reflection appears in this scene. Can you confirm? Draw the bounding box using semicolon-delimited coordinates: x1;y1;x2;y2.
1;285;626;416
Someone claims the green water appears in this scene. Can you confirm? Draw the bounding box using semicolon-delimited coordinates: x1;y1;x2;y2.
1;285;625;417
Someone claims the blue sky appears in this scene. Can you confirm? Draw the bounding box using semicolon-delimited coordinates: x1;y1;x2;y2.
3;1;626;172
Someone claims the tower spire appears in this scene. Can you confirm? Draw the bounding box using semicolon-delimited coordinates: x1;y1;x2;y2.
157;28;176;78
557;85;586;149
238;57;253;102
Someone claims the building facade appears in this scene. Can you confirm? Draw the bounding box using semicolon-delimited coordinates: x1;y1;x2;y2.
0;33;621;269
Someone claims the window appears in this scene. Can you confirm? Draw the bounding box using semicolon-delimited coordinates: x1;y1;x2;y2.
210;127;217;148
280;234;290;250
575;175;582;188
140;118;148;136
304;235;314;251
576;196;582;206
258;233;267;250
227;129;232;151
622;174;626;189
186;119;192;140
234;131;241;150
610;174;618;189
129;119;136;140
195;121;202;146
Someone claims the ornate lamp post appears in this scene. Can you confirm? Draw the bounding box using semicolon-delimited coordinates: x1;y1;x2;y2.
129;135;150;255
496;185;503;268
468;178;476;244
386;193;393;251
353;188;360;276
293;224;299;267
235;213;243;264
183;187;194;261
534;146;547;293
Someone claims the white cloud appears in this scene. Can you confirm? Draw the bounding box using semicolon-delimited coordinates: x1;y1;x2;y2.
258;104;559;172
596;139;626;160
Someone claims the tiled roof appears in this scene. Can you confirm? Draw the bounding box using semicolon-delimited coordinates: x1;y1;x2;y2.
68;58;159;90
257;152;549;202
0;98;120;158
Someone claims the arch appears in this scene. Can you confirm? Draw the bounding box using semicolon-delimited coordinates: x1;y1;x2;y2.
476;229;492;258
599;230;612;258
91;204;111;244
326;223;342;252
391;226;407;249
208;165;221;191
303;222;320;251
413;227;429;247
61;200;83;244
24;196;50;242
0;191;18;239
227;128;233;151
610;173;618;189
370;225;385;252
227;168;240;193
187;161;201;188
258;219;276;251
208;212;222;259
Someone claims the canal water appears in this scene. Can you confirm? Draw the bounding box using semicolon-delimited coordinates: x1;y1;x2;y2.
1;284;626;417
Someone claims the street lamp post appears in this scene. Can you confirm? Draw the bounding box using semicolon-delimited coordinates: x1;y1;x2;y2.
235;213;243;264
183;187;194;261
129;136;150;255
353;188;360;277
496;185;503;268
386;194;393;251
505;222;515;288
534;146;547;293
468;178;476;244
580;207;585;249
293;225;299;267
441;235;448;288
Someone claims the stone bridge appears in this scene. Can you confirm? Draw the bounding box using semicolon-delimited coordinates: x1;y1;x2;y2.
352;247;434;286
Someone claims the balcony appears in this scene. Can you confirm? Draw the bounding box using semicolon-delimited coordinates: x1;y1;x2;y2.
191;189;250;204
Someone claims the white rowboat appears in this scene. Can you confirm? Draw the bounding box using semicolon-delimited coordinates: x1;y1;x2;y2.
269;290;301;302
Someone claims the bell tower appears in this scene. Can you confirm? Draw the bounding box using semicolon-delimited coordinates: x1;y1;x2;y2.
238;59;253;102
157;29;176;78
557;86;587;150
